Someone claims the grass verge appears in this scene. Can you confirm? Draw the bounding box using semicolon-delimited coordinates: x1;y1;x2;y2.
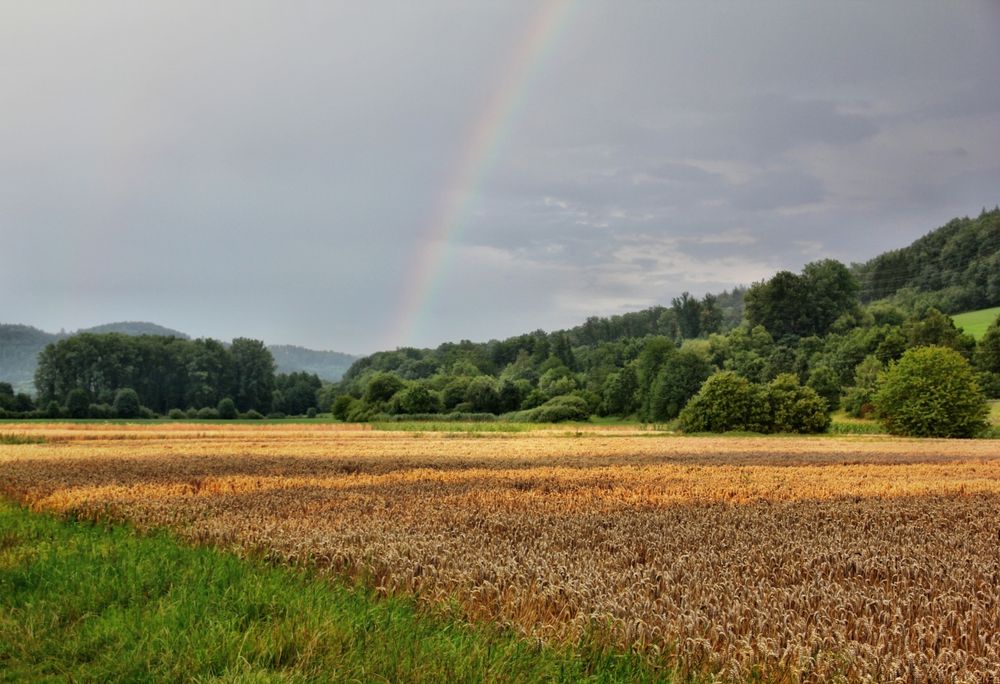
0;500;667;683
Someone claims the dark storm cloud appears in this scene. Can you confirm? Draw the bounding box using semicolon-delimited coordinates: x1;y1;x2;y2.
1;1;998;351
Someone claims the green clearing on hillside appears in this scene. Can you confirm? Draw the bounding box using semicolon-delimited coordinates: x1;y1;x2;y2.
952;306;1000;340
0;501;666;683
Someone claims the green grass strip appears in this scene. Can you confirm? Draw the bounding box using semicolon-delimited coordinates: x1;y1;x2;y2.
0;434;46;445
0;501;669;683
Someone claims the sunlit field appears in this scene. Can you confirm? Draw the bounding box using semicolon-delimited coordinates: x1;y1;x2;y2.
2;422;999;683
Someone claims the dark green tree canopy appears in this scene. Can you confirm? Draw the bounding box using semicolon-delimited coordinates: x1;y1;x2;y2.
230;338;277;413
217;397;238;420
647;349;711;422
364;372;406;405
34;334;276;414
854;208;1000;311
65;388;90;419
112;388;141;419
745;260;859;338
977;315;1000;373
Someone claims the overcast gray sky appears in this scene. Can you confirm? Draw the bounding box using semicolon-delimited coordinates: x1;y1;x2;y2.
2;1;998;354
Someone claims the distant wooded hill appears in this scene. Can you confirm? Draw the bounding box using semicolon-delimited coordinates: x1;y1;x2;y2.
267;345;358;384
0;322;357;392
852;207;1000;312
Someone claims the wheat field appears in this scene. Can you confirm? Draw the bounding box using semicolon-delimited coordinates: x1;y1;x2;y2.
2;423;998;683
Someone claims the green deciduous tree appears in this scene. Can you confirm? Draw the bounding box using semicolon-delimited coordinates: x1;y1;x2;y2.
975;314;1000;373
392;384;441;415
364;372;406;405
464;376;500;414
678;371;770;433
601;365;638;417
842;355;883;418
671;292;703;339
230;338;276;413
874;346;988;438
647;350;712;421
217;397;238;420
903;309;976;358
806;365;841;412
331;395;356;421
766;373;830;434
113;388;141;419
65;388;91;419
745;260;859;338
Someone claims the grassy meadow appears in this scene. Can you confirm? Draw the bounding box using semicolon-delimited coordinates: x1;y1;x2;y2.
952;305;1000;339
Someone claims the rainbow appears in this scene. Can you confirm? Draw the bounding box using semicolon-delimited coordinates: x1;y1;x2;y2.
387;0;577;348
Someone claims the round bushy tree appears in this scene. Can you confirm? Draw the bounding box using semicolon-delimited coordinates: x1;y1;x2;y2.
464;376;500;414
331;395;355;421
364;372;406;404
112;388;141;419
65;388;91;419
393;384;440;415
678;371;770;433
45;400;63;419
440;377;472;410
766;373;830;434
217;397;238;420
528;395;589;422
874;346;988;438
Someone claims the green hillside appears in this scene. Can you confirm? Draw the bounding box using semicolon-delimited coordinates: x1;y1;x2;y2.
269;344;358;382
853;208;1000;312
0;325;60;392
952;307;1000;340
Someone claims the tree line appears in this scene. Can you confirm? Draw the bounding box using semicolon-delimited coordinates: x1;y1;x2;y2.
0;333;327;419
331;257;999;436
4;211;997;435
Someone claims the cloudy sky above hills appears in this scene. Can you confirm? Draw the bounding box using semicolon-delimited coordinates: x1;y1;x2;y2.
2;1;999;353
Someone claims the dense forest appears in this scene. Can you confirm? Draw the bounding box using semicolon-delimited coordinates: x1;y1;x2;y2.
0;334;329;419
332;210;1000;425
0;322;357;394
852;207;1000;312
2;210;998;427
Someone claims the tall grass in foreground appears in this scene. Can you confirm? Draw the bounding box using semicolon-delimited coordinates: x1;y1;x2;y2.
0;501;666;683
